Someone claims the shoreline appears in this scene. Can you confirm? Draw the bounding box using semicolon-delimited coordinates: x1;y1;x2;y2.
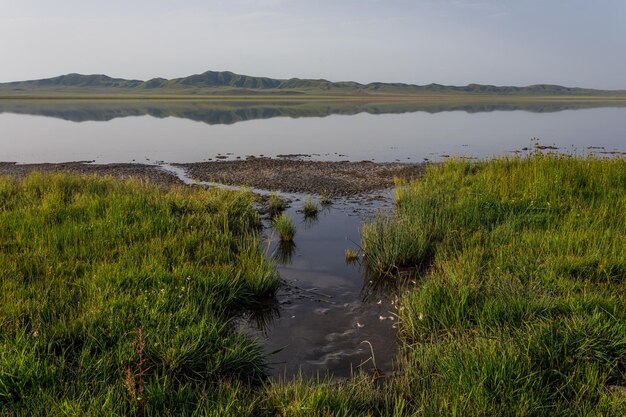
0;158;425;196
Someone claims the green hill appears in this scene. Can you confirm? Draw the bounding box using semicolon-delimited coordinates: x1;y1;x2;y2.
1;70;625;97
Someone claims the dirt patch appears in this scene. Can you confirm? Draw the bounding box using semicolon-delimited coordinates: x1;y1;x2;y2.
0;159;425;195
0;162;182;186
178;159;425;196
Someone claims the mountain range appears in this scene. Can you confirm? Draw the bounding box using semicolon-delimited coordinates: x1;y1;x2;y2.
1;70;624;97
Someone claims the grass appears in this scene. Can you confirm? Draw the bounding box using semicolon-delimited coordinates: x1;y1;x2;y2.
344;248;360;263
302;196;319;217
320;190;332;206
268;192;286;217
273;213;296;242
2;155;625;416
361;154;626;415
0;173;279;415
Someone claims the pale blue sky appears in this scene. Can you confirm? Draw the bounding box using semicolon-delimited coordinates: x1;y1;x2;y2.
1;0;625;88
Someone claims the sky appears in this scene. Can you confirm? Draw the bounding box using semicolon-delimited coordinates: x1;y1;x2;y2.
1;0;625;89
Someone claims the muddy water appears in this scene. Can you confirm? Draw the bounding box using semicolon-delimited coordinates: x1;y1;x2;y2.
244;194;400;379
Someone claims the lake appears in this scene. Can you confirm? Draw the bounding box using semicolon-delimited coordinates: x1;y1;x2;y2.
1;100;625;164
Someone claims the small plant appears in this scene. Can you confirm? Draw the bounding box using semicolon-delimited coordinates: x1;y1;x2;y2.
124;327;146;413
345;248;359;263
302;196;319;217
320;190;332;206
273;213;296;242
268;192;285;216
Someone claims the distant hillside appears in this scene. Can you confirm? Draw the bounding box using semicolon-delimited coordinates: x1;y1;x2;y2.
1;70;624;97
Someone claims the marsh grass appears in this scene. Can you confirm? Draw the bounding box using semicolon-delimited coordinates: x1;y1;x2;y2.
272;213;296;242
302;195;319;217
268;192;285;217
320;190;332;206
361;154;626;415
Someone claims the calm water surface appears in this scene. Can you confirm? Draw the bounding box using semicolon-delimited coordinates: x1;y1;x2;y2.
1;102;625;163
243;196;399;379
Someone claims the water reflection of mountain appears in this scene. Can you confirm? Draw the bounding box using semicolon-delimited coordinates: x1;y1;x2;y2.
0;99;624;125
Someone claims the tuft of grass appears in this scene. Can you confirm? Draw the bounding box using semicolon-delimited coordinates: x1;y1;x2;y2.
273;213;296;242
302;195;319;217
320;190;332;206
361;215;433;276
344;248;360;263
268;192;285;217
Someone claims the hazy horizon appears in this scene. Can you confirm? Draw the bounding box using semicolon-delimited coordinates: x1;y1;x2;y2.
2;0;626;89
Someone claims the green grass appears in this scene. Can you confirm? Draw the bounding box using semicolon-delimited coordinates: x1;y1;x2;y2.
361;154;626;415
273;213;296;242
302;196;319;217
2;156;625;416
0;173;279;415
268;193;286;217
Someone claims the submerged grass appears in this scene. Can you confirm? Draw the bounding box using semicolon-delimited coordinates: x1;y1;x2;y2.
361;154;626;415
344;248;360;263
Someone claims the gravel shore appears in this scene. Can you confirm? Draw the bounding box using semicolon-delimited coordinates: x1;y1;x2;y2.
0;159;424;195
178;158;424;195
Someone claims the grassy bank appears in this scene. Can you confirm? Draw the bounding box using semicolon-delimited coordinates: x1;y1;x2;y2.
2;156;625;416
0;173;278;415
362;154;626;415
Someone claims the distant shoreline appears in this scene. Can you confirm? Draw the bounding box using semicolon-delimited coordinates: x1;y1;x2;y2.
2;94;626;102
